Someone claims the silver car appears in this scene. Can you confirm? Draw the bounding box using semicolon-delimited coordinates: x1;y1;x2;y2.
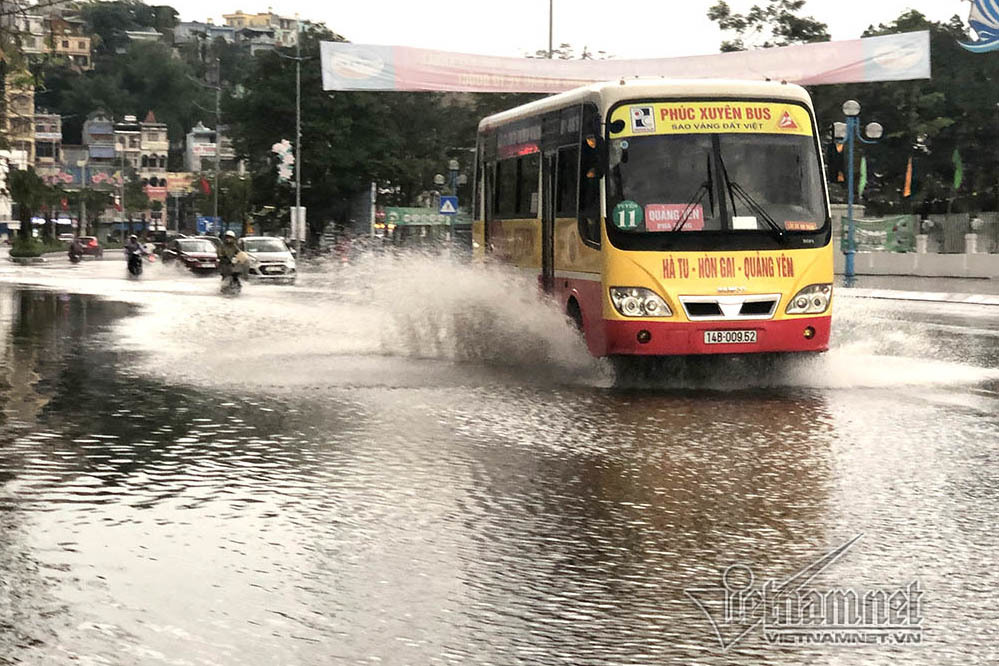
238;236;297;284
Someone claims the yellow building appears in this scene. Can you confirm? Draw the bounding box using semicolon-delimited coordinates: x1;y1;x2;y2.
3;71;35;167
222;10;298;48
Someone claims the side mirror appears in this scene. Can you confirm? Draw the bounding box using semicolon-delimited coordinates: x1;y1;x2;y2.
581;133;604;180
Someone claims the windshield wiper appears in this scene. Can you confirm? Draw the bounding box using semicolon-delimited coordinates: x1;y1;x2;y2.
672;154;714;233
671;182;710;233
716;153;786;243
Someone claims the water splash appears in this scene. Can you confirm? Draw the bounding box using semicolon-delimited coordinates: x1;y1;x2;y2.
0;251;995;393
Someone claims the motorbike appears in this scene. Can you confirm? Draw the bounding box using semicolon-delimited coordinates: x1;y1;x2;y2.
126;247;155;278
220;251;250;296
68;247;82;264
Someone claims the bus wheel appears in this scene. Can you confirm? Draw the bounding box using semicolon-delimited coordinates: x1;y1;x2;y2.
566;299;584;331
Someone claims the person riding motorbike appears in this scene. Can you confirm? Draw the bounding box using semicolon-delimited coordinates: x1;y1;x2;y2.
68;236;83;263
217;230;245;293
124;234;149;276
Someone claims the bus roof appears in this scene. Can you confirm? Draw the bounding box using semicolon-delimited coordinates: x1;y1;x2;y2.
478;78;813;132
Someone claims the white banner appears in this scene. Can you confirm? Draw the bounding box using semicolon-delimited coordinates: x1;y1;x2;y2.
321;32;931;93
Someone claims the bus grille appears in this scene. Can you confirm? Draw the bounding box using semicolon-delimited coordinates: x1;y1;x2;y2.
680;295;780;321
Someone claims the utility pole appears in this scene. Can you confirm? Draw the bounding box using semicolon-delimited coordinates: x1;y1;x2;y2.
214;57;221;234
78;159;88;236
548;0;553;59
119;144;126;239
277;18;309;252
294;19;303;255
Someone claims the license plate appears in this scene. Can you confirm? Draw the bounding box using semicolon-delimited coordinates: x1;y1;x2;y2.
704;330;757;345
201;262;216;267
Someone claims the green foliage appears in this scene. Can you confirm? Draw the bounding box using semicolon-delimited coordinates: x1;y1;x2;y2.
9;236;44;258
38;40;211;144
192;173;251;225
810;12;999;213
708;0;830;52
9;236;67;257
8;169;56;234
80;1;178;56
123;180;149;214
526;43;611;60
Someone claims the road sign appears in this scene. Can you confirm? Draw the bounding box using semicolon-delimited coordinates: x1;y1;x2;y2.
196;216;220;234
439;196;458;215
384;207;450;226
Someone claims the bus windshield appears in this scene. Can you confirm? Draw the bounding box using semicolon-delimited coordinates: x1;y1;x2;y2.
606;133;826;235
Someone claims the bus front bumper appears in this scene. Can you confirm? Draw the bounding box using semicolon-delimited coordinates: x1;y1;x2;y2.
603;316;831;356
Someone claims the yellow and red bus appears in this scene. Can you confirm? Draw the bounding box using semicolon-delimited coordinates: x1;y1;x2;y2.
473;79;833;358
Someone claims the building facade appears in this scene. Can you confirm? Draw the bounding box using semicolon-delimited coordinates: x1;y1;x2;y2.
4;72;35;168
174;21;236;45
48;15;92;70
223;10;298;51
113;115;142;171
33;113;62;180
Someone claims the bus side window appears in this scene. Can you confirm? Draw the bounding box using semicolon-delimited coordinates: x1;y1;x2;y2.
496;159;517;218
517;153;540;216
578;103;601;247
556;145;578;218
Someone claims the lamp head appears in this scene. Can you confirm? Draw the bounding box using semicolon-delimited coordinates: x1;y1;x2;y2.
865;122;884;140
842;100;861;117
833;122;847;140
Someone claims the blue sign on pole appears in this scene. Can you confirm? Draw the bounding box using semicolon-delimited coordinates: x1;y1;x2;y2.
196;216;221;234
439;196;458;215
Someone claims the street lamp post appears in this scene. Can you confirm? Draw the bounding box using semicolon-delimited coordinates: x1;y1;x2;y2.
833;100;883;286
295;18;302;255
214;58;221;234
77;158;88;236
433;173;446;212
448;159;459;198
277;18;307;253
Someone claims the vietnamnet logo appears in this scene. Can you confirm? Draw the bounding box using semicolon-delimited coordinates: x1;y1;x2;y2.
961;0;999;52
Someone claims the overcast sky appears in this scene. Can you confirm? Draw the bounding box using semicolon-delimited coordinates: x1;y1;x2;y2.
165;0;968;59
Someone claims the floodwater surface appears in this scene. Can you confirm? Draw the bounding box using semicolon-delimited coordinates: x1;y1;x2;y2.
0;253;997;665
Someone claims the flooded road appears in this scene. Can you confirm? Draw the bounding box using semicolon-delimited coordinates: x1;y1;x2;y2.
0;254;997;665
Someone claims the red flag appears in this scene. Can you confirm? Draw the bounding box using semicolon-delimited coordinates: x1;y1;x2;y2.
61;198;68;210
199;177;211;195
903;157;913;198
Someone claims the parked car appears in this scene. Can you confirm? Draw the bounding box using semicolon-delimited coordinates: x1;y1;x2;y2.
238;236;296;284
77;236;104;258
162;238;219;274
58;233;76;243
193;235;222;251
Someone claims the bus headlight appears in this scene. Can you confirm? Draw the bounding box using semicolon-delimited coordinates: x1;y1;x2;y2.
786;284;832;315
610;287;672;318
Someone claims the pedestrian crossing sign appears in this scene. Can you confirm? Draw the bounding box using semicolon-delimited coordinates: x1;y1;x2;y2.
439;196;458;215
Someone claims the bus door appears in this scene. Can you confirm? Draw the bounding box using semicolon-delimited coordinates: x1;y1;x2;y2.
541;151;556;293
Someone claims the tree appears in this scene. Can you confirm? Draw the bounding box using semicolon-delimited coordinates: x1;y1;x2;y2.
810;11;999;213
192;173;251;229
68;188;112;234
123;180;148;220
39;40;211;145
526;43;612;60
707;0;830;52
80;1;178;57
8;169;52;239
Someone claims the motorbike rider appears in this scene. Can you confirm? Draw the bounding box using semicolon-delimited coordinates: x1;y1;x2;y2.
124;234;145;255
68;236;83;261
217;230;241;278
